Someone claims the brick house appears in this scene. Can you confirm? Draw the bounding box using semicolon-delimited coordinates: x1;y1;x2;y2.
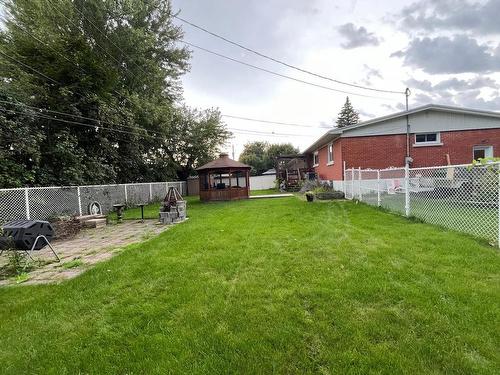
303;104;500;180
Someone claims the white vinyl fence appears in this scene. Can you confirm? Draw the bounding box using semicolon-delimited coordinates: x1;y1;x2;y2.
0;181;186;224
344;162;500;247
250;174;276;190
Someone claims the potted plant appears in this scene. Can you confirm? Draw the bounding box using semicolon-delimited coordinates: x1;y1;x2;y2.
305;191;314;202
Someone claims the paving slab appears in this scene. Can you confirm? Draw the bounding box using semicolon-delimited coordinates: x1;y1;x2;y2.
0;219;176;286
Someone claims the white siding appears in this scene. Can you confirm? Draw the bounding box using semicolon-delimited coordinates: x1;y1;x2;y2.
342;110;500;138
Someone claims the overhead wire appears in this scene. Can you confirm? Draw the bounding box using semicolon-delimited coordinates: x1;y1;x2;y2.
221;114;330;128
0;107;157;139
174;15;405;95
181;41;398;101
70;2;150;77
0;49;61;84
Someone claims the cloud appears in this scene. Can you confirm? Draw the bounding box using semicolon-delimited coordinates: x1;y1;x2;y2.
406;77;500;92
407;86;500;112
399;0;500;35
392;35;500;74
416;91;500;111
338;23;380;49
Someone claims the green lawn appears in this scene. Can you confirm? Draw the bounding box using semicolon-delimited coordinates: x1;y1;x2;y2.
250;188;280;196
359;192;498;244
1;197;499;374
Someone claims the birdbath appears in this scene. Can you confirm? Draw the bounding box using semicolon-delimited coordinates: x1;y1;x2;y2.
137;203;146;223
113;204;125;223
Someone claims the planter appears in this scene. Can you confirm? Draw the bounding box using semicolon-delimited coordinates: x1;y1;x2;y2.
305;193;314;202
315;191;345;200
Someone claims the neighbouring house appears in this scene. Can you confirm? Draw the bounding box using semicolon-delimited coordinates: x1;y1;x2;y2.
303;104;500;181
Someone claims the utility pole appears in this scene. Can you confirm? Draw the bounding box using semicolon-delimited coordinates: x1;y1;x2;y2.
232;144;235;159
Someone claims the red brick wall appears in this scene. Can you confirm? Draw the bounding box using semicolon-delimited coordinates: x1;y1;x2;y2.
314;139;343;180
342;128;500;169
311;128;500;179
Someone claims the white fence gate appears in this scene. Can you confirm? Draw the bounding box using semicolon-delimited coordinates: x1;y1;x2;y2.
344;163;500;247
0;181;186;224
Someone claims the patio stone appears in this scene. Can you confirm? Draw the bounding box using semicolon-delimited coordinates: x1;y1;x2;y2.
0;219;173;286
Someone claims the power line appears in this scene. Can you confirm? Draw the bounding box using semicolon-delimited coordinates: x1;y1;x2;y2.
0;99;148;133
229;128;303;137
0;49;61;84
70;3;149;77
0;12;138;113
181;41;398;101
0;107;156;139
0;101;312;139
44;0;127;73
174;15;405;95
222;114;330;129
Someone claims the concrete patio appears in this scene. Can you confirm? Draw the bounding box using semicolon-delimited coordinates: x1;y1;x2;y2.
0;220;171;286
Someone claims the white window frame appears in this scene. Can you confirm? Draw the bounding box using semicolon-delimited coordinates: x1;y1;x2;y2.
313;151;319;167
473;145;493;160
413;132;442;147
327;143;334;165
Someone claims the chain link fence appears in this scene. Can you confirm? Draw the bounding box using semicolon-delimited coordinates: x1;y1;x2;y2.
0;181;186;224
344;163;500;247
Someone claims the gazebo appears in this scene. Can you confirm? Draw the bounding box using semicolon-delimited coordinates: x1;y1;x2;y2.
196;153;251;202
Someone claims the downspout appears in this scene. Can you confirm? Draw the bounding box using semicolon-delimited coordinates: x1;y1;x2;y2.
405;87;412;165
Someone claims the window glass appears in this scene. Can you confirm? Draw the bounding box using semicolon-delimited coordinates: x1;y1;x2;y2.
416;134;426;143
313;152;319;165
473;149;485;160
426;133;437;142
415;133;439;143
473;146;493;160
327;144;333;163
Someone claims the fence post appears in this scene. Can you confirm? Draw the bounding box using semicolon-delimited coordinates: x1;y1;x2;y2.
124;184;128;204
405;163;410;217
497;164;500;248
343;161;346;197
351;168;354;199
24;187;30;219
358;167;362;200
149;183;153;202
377;170;381;207
77;186;82;216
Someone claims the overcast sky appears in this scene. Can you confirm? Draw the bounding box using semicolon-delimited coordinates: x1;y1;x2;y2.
172;0;500;158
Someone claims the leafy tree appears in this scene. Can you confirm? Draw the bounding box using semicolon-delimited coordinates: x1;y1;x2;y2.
155;106;231;181
0;0;228;188
239;142;299;175
239;142;268;176
336;96;359;128
266;143;300;166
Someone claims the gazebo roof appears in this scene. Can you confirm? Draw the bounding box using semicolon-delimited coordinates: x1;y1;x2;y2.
196;153;251;171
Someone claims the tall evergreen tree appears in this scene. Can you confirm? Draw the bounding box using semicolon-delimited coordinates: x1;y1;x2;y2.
336;96;359;128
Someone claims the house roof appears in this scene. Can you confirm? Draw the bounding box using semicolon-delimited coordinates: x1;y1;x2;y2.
196;153;251;171
262;168;276;175
303;104;500;154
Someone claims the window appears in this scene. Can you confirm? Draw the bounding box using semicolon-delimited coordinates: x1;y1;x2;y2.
327;143;334;165
473;146;493;160
313;151;319;166
414;132;441;146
